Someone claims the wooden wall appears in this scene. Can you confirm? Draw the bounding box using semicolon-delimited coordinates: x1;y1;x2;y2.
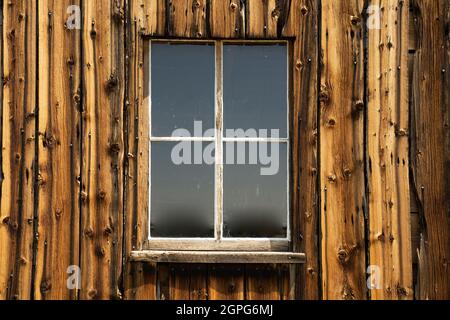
0;0;448;300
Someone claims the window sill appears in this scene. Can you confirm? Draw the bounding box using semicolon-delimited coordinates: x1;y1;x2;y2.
130;251;305;264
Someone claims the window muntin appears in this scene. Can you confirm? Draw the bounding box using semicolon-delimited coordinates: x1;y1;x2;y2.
148;40;290;249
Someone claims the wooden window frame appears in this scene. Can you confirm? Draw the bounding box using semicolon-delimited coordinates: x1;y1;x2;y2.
134;38;304;263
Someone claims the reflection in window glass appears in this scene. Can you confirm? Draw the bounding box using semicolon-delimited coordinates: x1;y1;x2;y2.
223;143;288;238
151;42;215;137
223;44;288;138
151;142;215;238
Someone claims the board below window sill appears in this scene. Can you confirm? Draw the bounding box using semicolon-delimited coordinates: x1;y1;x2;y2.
129;251;306;264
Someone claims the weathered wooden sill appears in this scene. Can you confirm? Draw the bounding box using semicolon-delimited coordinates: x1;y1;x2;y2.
130;251;306;264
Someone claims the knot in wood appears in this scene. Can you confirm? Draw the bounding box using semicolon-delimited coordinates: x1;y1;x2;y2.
2;216;10;225
55;208;62;220
113;6;124;23
337;248;350;264
88;289;98;299
90;28;97;39
300;6;308;15
327;118;336;127
319;86;330;104
396;285;408;297
43;132;56;149
8;219;19;232
350;15;361;26
73;93;81;105
8;29;15;41
84;227;94;238
106;74;119;92
272;9;280;21
305;211;313;222
104;226;113;236
395;127;408;137
109;142;121;154
343;168;352;179
354;100;364;112
98;190;107;200
95;245;106;257
40;280;52;294
80;191;88;203
19;256;27;265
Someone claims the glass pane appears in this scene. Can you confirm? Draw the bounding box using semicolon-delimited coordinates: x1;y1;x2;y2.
224;44;288;138
223;142;288;238
150;142;215;238
151;42;215;137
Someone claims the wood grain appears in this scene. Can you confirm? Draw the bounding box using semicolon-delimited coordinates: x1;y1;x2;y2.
246;265;280;300
410;0;450;300
130;251;306;263
0;0;37;300
167;0;207;38
34;0;82;300
320;0;366;300
81;0;124;300
123;0;156;300
208;265;245;300
0;0;443;301
282;0;320;300
246;0;278;38
366;0;413;300
209;0;245;38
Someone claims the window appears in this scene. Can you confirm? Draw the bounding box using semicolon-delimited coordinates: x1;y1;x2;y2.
146;40;290;252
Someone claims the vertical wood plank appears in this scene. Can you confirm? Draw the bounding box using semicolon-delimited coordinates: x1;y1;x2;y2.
209;0;245;38
81;0;124;300
208;265;244;300
246;265;280;300
410;0;450;300
0;0;4;299
320;0;366;300
169;265;190;300
123;0;156;300
279;265;294;300
133;0;165;36
283;0;320;300
0;0;37;300
246;0;278;38
367;0;413;300
35;0;82;300
167;0;208;38
189;265;208;300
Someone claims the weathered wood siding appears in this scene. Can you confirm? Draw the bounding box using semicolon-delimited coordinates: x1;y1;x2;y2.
0;0;448;300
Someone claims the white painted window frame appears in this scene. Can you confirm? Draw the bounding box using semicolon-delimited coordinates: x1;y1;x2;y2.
145;39;291;252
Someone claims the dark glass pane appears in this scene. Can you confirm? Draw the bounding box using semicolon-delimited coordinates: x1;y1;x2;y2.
224;44;288;138
151;142;215;237
223;142;288;238
151;42;215;137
